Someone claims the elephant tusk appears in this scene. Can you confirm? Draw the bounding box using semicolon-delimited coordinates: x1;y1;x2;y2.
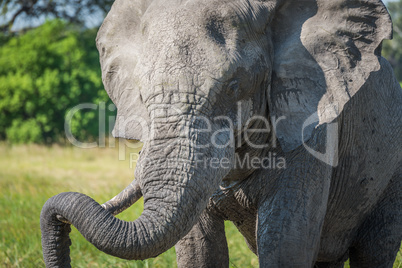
56;180;142;224
56;214;71;224
101;179;142;216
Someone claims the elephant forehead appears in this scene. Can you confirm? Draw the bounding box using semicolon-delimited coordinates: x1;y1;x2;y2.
138;2;271;79
135;10;235;94
140;7;234;65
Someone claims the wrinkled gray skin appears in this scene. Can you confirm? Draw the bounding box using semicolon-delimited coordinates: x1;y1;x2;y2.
41;0;402;267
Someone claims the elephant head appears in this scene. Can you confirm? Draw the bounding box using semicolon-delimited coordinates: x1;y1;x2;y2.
41;0;392;266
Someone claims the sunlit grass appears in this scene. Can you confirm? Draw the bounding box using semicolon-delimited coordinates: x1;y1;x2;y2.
0;142;400;267
0;142;257;267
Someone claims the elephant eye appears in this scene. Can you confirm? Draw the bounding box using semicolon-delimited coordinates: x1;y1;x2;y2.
226;80;239;95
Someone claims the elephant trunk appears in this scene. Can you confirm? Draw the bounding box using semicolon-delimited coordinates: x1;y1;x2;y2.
41;113;230;267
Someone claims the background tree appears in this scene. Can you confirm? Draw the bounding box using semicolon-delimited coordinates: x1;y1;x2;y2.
0;20;114;143
382;0;402;82
0;0;113;32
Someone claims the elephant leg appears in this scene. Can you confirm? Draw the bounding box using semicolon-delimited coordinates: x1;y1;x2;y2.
314;261;345;268
257;171;331;266
257;140;333;266
175;209;228;268
349;166;402;268
314;251;348;268
233;216;258;255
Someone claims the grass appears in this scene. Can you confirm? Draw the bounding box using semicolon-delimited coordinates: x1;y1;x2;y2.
0;142;257;267
0;142;400;267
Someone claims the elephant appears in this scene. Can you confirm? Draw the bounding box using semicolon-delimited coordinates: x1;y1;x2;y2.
40;0;402;267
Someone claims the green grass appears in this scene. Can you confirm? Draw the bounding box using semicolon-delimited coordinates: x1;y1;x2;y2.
0;143;257;267
0;143;400;267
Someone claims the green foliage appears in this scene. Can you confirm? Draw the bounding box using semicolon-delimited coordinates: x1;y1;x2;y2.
5;118;42;143
0;20;114;144
383;0;402;82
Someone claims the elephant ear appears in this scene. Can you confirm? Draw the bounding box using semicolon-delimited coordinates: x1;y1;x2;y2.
269;0;392;152
96;0;153;141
